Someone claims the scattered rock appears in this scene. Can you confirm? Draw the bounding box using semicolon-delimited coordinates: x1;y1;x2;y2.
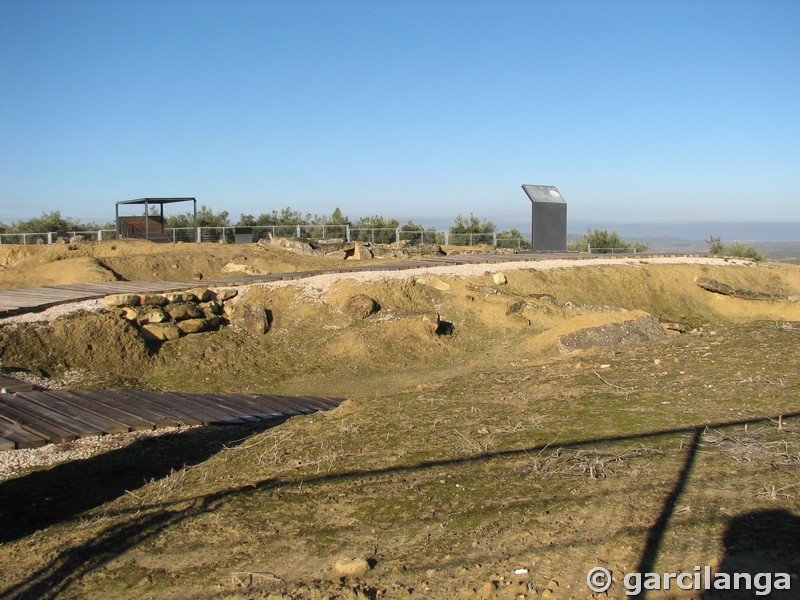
222;262;256;275
193;272;203;281
332;557;371;579
344;294;379;319
104;294;141;308
528;292;559;304
661;322;688;333
696;277;786;301
492;272;507;285
557;316;667;354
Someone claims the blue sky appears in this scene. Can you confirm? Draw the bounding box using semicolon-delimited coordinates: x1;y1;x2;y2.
1;0;798;230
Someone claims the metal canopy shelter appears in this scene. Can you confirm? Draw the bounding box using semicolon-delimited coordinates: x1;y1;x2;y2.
521;185;567;252
115;197;197;241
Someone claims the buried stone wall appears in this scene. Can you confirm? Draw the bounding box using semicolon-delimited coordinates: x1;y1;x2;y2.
104;286;270;340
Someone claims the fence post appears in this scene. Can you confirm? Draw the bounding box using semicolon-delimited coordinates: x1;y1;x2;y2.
47;232;53;244
492;233;497;246
445;232;449;245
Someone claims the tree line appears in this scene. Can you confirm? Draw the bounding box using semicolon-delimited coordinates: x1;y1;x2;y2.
1;206;526;239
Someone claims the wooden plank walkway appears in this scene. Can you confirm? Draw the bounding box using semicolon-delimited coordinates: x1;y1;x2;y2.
0;388;343;450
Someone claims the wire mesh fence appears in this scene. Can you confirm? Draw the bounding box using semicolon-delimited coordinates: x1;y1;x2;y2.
0;226;597;252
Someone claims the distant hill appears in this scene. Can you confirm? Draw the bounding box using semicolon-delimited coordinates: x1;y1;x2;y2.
568;221;800;243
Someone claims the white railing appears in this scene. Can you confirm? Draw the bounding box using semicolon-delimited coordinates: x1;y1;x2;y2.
0;230;116;244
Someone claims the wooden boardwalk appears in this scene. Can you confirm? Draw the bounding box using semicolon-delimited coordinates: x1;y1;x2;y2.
0;387;343;451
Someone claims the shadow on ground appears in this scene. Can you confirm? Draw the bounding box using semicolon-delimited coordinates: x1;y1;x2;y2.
0;419;285;544
2;413;798;599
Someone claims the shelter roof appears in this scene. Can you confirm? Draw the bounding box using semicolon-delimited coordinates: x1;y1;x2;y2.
116;197;196;206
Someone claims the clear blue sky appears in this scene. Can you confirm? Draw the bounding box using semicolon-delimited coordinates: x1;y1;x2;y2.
1;0;798;230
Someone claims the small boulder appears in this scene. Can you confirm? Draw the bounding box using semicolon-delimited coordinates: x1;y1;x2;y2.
352;242;373;260
104;294;141;308
201;300;223;317
140;294;168;307
189;287;215;302
140;322;181;342
332;557;371;579
222;262;255;275
119;306;140;321
231;304;271;335
176;318;209;335
344;294;379;319
138;307;169;324
492;272;507;285
261;237;322;256
164;291;195;303
214;288;239;301
167;303;205;321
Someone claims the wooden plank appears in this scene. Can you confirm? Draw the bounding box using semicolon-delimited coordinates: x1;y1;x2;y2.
26;391;131;435
0;398;78;443
115;390;204;426
0;393;99;438
123;390;241;425
51;390;153;431
0;416;47;449
0;436;16;451
0;376;34;393
178;392;283;420
70;390;172;429
163;392;256;423
301;396;345;410
212;393;302;417
290;395;343;412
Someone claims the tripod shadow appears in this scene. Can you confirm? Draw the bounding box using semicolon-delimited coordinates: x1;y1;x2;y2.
702;509;800;599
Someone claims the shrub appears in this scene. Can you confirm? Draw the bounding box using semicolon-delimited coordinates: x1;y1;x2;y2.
707;235;766;262
582;228;649;253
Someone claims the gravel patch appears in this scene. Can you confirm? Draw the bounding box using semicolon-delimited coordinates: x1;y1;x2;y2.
0;426;194;481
